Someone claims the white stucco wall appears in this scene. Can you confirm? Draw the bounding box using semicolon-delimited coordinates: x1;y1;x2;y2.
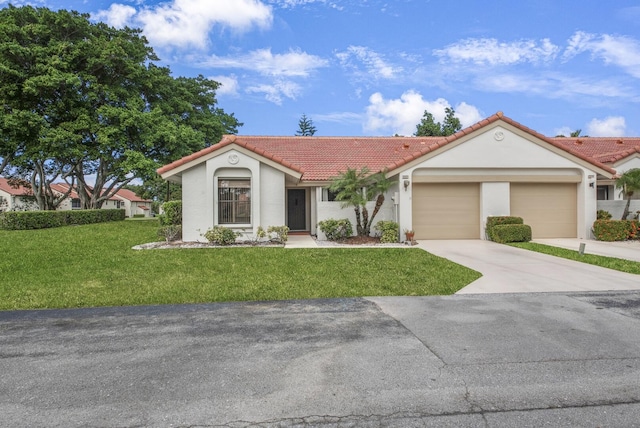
396;125;600;239
598;200;640;220
180;149;288;242
260;164;285;228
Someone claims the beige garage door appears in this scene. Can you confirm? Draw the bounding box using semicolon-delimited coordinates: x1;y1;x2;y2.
510;183;577;238
412;183;480;239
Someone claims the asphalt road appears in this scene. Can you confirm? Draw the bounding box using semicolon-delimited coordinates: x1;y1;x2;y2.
1;292;640;427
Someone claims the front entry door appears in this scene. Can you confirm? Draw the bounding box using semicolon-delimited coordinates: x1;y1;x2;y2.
287;189;306;231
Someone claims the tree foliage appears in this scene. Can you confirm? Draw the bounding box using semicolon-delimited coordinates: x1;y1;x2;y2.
0;5;241;209
328;167;394;236
616;168;640;220
414;107;461;137
295;113;317;136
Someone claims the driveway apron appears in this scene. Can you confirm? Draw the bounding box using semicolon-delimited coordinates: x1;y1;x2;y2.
417;240;640;294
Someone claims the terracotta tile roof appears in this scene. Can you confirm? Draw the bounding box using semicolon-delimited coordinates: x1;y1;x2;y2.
113;188;152;203
0;177;32;196
551;137;640;164
50;183;80;199
157;112;617;180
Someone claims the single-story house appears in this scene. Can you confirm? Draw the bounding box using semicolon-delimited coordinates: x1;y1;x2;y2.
553;137;640;220
112;188;153;218
157;112;622;242
0;177;36;212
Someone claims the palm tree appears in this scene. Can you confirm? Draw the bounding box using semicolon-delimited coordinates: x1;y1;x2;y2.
616;168;640;220
329;167;395;236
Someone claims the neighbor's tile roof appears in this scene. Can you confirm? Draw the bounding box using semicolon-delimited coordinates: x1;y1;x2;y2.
157;112;618;180
113;188;152;203
50;183;80;199
551;137;640;164
0;177;31;196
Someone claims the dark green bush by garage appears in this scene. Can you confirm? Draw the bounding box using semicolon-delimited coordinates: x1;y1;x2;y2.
0;209;125;230
486;216;524;241
490;224;532;243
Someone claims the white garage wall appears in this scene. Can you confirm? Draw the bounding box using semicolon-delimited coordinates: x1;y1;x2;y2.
396;124;600;239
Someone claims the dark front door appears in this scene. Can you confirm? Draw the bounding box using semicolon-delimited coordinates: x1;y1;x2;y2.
287;189;306;231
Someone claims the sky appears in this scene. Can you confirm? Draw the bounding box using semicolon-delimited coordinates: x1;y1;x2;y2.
4;0;640;138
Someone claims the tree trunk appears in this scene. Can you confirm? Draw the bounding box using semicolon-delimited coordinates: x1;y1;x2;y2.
622;195;632;220
367;194;385;232
354;206;363;236
361;206;370;236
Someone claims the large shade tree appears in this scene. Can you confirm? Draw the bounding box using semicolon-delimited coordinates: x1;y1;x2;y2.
616;168;640;220
0;5;241;209
329;167;394;236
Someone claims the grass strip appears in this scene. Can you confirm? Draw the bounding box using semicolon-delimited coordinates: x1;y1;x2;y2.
0;221;481;310
510;242;640;275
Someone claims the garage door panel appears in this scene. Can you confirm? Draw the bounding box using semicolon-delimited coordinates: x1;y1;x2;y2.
413;183;480;239
511;183;577;238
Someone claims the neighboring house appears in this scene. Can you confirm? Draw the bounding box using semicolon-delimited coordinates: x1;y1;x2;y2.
112;188;153;217
158;112;619;242
554;138;640;219
0;177;37;212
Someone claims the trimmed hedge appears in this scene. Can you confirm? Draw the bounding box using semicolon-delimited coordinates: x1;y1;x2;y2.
0;209;126;230
486;216;524;241
490;224;532;243
592;220;638;241
318;218;353;241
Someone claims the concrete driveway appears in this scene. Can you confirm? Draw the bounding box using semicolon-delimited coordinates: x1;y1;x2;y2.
417;240;640;294
2;294;640;427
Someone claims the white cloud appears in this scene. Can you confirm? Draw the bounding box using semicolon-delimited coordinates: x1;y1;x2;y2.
269;0;343;9
336;45;403;80
586;116;626;137
553;126;574;137
364;90;481;136
246;80;301;105
313;111;363;124
201;48;328;77
434;38;559;65
95;0;273;49
563;31;640;79
93;4;137;28
210;75;239;96
476;73;633;100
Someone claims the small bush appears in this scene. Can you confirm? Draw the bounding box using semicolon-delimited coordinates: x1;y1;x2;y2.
204;226;240;245
593;220;636;241
318;218;353;241
158;225;182;242
486;216;523;241
374;220;399;243
0;209;125;230
160;201;182;226
596;210;612;220
267;225;289;243
490;224;532;243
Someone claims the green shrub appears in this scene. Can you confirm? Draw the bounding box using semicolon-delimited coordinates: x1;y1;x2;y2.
596;210;612;220
204;226;240;245
0;209;125;230
490;224;532;243
318;218;353;241
486;216;523;241
592;220;635;241
374;220;399;243
159;201;182;226
158;225;182;242
267;225;289;243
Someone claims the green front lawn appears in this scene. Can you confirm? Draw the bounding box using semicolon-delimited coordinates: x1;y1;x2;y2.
0;221;481;310
510;242;640;275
